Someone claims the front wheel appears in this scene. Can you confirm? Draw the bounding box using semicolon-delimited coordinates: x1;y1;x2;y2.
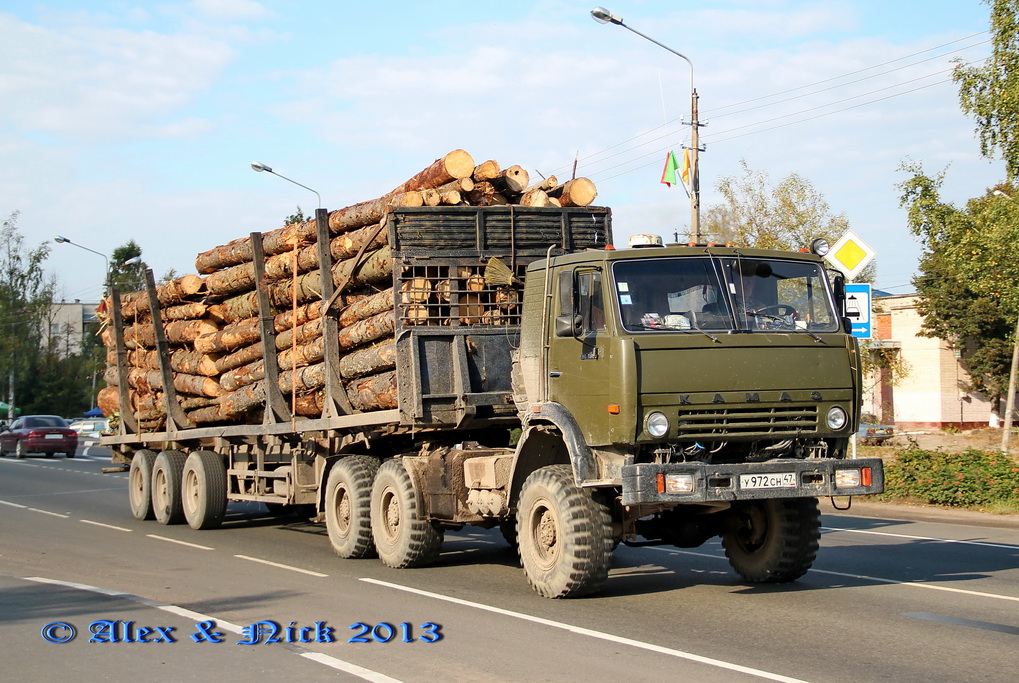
721;497;821;583
370;458;443;568
152;450;187;525
182;450;227;530
516;465;613;598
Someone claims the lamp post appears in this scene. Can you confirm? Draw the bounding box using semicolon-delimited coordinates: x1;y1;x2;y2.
591;6;702;242
251;162;322;208
54;235;110;285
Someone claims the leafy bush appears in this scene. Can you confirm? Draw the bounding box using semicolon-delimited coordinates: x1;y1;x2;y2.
881;447;1019;508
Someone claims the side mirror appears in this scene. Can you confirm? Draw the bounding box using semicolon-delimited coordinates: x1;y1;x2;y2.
554;269;582;337
0;423;8;432
831;274;852;331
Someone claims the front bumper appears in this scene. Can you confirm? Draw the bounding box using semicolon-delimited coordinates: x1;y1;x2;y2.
621;457;884;505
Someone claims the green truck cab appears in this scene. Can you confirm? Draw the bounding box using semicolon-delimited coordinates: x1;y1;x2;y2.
509;236;883;596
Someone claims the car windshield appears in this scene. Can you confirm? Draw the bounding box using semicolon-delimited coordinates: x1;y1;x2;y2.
612;255;839;333
25;416;67;428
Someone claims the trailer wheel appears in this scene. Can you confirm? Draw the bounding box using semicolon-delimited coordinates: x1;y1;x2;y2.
516;464;613;598
325;456;380;559
721;497;821;583
128;450;158;521
182;450;227;530
151;450;187;525
370;458;443;568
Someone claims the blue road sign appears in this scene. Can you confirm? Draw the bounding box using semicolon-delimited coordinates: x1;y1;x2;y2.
845;283;872;339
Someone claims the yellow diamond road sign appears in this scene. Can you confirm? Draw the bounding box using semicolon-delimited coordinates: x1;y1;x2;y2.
825;230;875;280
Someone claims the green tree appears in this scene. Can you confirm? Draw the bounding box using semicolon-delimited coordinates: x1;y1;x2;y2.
703;159;874;279
898;165;1015;403
109;239;146;294
0;211;56;417
954;0;1019;180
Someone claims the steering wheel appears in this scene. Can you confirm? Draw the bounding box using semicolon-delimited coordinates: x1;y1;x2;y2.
754;304;797;318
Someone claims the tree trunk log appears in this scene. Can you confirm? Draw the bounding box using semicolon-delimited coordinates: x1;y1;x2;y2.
389;150;475;196
346;370;398;411
215;342;264;374
194;317;261;354
339;341;396;379
472;160;500;181
547;177;598;207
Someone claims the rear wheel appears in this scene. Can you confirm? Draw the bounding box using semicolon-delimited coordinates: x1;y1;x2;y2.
516;464;613;598
129;450;158;520
152;450;187;525
182;450;227;530
721;497;821;583
325;455;380;559
370;458;443;568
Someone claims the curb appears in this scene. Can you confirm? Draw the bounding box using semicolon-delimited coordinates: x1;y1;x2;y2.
820;497;1019;531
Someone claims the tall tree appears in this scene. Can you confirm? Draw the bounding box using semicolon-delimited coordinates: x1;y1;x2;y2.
0;211;56;418
954;0;1019;180
703;159;874;279
898;166;1014;403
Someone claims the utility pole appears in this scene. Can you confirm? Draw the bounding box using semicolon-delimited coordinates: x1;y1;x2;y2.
689;88;702;242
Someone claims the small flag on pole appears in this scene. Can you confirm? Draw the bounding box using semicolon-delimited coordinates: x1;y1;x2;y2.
680;148;691;186
661;151;679;187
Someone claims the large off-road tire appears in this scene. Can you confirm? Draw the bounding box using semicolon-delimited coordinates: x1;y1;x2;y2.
151;450;187;525
516;464;613;599
182;450;227;530
128;449;158;520
325;455;380;559
721;497;821;583
370;458;443;568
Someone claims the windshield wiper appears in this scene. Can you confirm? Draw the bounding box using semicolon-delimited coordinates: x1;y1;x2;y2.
747;310;826;343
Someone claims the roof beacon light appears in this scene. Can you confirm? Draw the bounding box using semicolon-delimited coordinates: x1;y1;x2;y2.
810;238;830;256
628;234;664;248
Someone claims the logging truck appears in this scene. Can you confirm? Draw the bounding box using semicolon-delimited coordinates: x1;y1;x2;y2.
102;205;883;599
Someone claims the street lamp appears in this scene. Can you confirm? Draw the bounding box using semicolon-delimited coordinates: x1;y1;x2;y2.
590;6;703;242
251;162;322;208
54;235;109;281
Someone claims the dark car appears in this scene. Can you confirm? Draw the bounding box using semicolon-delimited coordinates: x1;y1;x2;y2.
0;415;78;458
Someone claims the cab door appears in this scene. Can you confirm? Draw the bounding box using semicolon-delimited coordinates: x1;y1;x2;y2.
546;268;614;446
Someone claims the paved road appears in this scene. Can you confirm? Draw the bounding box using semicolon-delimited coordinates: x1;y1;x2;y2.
1;453;1017;682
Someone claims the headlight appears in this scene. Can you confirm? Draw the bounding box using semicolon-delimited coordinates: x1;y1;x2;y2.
810;238;830;256
646;411;669;438
826;406;848;430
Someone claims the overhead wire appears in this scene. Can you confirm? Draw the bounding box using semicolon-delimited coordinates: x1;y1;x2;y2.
553;31;990;183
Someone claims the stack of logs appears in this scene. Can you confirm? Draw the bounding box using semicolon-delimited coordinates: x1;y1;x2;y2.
97;150;598;431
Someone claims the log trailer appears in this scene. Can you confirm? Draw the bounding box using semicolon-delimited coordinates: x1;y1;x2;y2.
103;205;884;598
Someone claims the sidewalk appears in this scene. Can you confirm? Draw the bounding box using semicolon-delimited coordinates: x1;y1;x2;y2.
821;497;1019;530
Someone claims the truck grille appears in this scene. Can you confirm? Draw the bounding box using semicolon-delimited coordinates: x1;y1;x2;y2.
675;405;818;438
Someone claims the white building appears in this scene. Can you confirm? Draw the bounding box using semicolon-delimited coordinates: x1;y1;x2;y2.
45;301;101;358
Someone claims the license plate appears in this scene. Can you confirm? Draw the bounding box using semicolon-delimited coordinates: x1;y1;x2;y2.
44;434;63;440
739;472;796;490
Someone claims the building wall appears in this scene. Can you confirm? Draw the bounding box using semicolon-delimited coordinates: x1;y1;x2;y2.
45;301;100;358
864;294;993;430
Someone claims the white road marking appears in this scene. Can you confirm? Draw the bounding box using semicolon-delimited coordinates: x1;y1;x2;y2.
17;574;400;683
234;554;328;577
146;534;214;550
27;507;69;518
0;499;27;508
644;547;1019;604
821;525;1019;550
81;519;132;532
360;578;808;683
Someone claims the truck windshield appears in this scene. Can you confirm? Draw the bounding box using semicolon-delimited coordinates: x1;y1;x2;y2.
612;256;839;333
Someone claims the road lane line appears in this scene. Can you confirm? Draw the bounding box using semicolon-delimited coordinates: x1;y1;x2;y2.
147;534;214;550
821;525;1019;550
15;574;400;683
234;554;328;577
360;577;808;683
27;508;69;518
643;547;1019;604
0;499;27;508
81;519;132;532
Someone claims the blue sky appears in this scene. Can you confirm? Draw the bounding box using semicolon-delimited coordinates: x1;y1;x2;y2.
0;0;1001;302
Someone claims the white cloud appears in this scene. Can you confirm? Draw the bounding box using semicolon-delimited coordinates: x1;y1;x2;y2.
187;0;273;20
0;14;233;141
